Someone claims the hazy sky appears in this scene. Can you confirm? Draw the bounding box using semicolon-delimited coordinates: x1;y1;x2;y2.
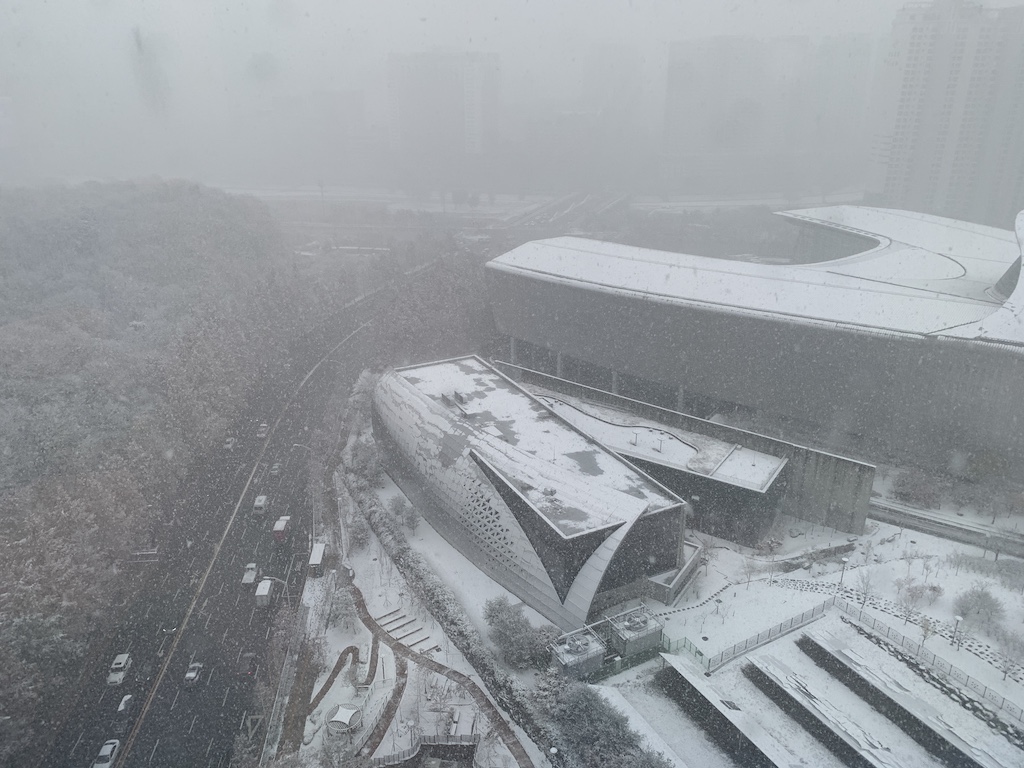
0;0;926;184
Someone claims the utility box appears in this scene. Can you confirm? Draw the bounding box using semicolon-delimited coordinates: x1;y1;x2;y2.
255;578;273;607
242;563;260;585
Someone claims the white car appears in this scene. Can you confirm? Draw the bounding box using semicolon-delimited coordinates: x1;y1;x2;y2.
106;653;132;686
92;739;120;767
184;661;204;686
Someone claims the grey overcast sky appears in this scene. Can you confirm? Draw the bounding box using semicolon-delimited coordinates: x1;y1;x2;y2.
0;0;929;183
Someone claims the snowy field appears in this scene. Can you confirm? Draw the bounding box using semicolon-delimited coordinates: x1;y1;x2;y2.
294;454;1024;768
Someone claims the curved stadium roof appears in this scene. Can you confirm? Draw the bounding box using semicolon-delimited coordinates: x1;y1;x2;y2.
487;206;1024;345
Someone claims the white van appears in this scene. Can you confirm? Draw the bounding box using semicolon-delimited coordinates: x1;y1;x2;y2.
253;495;268;515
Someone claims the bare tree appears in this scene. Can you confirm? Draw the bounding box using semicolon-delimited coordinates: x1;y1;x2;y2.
919;616;936;650
900;583;926;624
741;559;759;589
995;630;1024;680
893;575;916;596
855;569;875;610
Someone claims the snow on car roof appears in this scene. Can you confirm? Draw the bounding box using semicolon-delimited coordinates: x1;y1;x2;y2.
391;356;680;537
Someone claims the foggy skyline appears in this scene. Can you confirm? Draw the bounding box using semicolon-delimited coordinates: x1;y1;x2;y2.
2;0;934;184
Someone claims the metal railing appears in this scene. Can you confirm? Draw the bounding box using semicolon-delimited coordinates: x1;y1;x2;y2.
370;733;480;766
833;597;1024;725
664;598;832;672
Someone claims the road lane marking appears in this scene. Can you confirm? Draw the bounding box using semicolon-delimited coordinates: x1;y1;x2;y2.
116;319;372;767
222;688;230;708
170;689;180;711
149;739;159;764
71;731;84;754
189;714;198;734
206;737;215;756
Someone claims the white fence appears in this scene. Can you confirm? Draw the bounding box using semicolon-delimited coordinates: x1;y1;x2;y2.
370;733;480;766
665;598;832;672
833;597;1024;725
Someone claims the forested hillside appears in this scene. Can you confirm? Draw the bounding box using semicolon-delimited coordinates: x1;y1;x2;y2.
0;181;350;763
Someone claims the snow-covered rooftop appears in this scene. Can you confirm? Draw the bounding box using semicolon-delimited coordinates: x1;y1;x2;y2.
487;205;1024;344
394;356;680;537
524;388;786;492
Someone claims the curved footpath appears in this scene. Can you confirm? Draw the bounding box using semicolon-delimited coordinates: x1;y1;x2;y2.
349;583;536;768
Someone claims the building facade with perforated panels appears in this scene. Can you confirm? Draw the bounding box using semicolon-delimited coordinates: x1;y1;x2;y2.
371;356;699;631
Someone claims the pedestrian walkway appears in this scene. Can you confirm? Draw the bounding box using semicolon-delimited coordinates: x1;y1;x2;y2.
374;609;443;656
351;584;535;768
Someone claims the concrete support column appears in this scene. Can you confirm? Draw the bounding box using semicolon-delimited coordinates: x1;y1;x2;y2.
677;501;692;567
556;351;565;379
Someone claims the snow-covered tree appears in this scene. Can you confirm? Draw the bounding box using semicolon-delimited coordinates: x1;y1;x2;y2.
954;584;1006;630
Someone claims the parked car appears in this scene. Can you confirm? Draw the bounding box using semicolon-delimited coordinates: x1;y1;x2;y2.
106;653;132;686
91;739;120;767
184;662;204;687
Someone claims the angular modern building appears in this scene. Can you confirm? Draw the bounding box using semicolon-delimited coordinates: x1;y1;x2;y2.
486;206;1024;474
371;356;701;631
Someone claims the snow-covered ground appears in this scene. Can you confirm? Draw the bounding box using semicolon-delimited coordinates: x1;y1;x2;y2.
293;440;1024;768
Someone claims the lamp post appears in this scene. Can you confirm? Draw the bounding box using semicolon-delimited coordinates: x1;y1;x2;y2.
951;615;963;647
838;557;849;589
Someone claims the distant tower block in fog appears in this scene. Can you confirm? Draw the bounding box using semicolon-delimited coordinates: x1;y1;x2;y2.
387;51;500;160
867;0;1024;225
486;205;1024;475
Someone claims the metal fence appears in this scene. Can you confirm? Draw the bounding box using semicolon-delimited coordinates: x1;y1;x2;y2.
348;681;394;754
370;733;480;766
664;598;832;672
833;597;1024;725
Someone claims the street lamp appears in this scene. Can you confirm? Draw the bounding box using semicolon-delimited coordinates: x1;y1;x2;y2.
951;615;963;647
838;557;849;588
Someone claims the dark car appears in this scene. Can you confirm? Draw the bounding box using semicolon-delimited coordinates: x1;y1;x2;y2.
111;694;136;735
237;652;258;678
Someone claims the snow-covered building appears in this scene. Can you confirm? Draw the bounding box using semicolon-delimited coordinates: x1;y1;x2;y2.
371;356;702;631
486;207;1024;473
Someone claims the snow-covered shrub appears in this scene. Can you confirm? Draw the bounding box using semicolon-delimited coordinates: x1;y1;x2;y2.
954;584;1006;630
